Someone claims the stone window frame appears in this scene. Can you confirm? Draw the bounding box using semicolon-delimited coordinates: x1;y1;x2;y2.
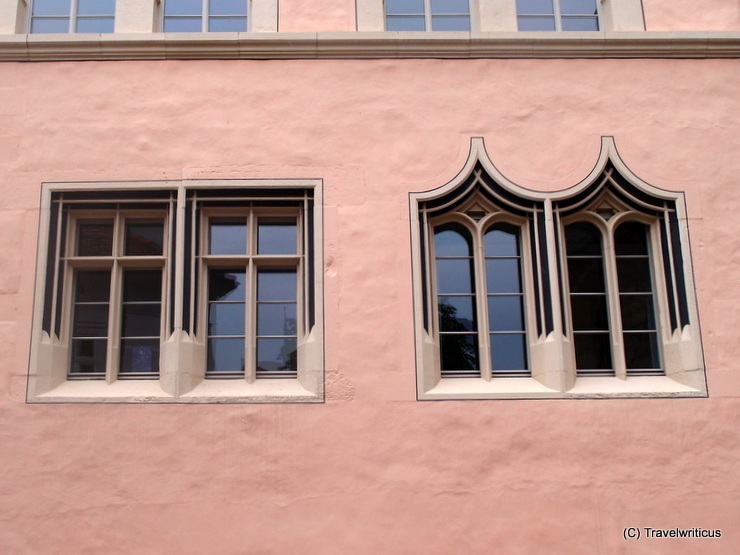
160;0;250;33
385;0;472;32
357;0;645;32
27;179;324;403
409;137;706;400
27;0;116;34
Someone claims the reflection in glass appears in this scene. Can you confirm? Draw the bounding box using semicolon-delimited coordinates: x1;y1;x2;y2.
119;269;161;377
256;270;297;378
209;220;247;255
69;269;111;378
386;0;425;15
435;225;479;377
207;269;246;377
207;337;244;374
125;220;164;255
77;221;114;256
258;220;297;255
485;224;528;376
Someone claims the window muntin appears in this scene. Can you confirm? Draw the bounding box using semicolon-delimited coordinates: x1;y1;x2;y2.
386;0;471;31
200;208;302;382
517;0;599;31
164;0;248;32
65;211;167;381
30;0;115;34
564;217;663;378
431;215;531;380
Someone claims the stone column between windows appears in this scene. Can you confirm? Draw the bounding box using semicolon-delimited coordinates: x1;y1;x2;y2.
115;0;159;33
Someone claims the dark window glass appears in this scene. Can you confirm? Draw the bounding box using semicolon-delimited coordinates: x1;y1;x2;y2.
257;303;297;336
70;339;107;376
435;228;472;257
440;334;479;375
120;339;160;374
75;270;111;302
386;16;426;31
256;270;297;378
615;222;660;373
77;221;114;256
119;270;161;377
518;16;556;31
488;296;524;332
209;220;247;255
561;17;598;31
438;296;475;332
125;220;164;255
78;0;115;15
560;0;597;15
431;16;470;31
431;0;469;13
209;303;245;336
70;269;111;377
258;220;297;255
257;338;297;376
209;270;246;301
76;17;115;33
210;0;247;15
30;18;70;33
207;337;244;374
73;305;110;337
163;17;202;31
566;222;611;374
209;17;247;31
257;271;297;302
207;268;246;377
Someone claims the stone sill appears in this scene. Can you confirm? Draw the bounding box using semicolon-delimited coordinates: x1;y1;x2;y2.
0;31;738;61
30;378;323;404
420;376;706;400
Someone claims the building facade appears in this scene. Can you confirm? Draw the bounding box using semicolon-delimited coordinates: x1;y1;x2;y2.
1;1;739;552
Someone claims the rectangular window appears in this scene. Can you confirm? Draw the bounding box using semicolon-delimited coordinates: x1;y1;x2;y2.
30;0;115;34
386;0;471;31
164;0;249;32
517;0;599;31
28;181;324;403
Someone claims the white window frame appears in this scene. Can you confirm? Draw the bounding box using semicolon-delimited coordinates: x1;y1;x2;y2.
28;0;116;34
410;137;706;400
161;0;250;33
516;0;601;32
27;179;324;403
384;0;472;32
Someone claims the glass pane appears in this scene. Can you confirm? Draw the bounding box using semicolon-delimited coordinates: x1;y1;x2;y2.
440;334;478;372
75;270;111;302
209;220;247;254
165;0;202;16
32;0;71;16
120;339;160;373
615;222;649;255
574;333;612;370
485;259;521;294
163;17;202;32
76;17;115;33
484;227;519;257
386;0;425;15
207;337;244;373
122;304;161;337
431;16;470;31
123;270;162;302
257;303;297;336
125;221;164;255
561;17;599;31
77;0;115;16
258;271;297;302
209;17;247;32
31;18;70;33
516;0;554;15
77;221;113;256
490;334;527;371
560;0;597;15
209;302;245;336
435;228;471;257
73;305;109;337
616;259;651;292
436;259;474;294
620;295;655;330
518;16;556;31
210;0;248;15
209;270;246;302
624;333;660;369
386;16;426;31
567;258;605;293
70;339;106;374
431;0;470;14
258;221;297;254
488;296;524;332
565;222;602;256
257;338;297;374
438;296;475;332
570;295;609;331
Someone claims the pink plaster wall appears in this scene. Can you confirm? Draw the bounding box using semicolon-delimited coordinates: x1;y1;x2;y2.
644;0;740;31
0;58;739;553
279;0;356;32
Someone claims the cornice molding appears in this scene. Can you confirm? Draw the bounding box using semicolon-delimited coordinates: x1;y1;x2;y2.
0;31;739;62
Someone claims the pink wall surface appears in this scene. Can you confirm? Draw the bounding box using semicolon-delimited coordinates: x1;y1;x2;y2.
643;0;740;31
0;58;739;553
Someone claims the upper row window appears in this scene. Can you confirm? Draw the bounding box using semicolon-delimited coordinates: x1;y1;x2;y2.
30;0;115;34
164;0;248;33
517;0;599;31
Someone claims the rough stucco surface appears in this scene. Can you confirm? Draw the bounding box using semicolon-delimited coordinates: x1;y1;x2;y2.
644;0;740;31
0;58;738;553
